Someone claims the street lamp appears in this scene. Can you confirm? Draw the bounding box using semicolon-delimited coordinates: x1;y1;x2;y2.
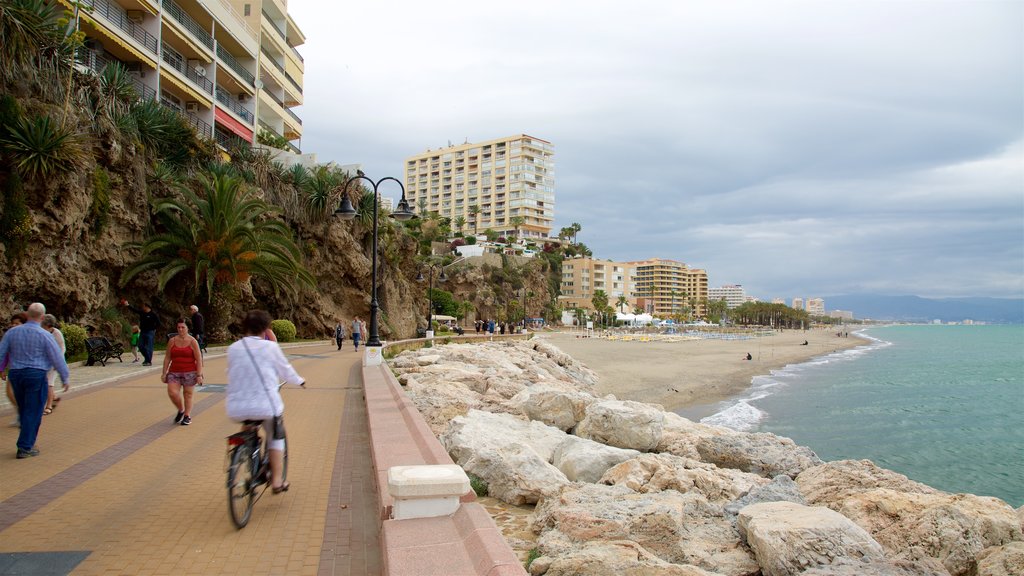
334;175;415;360
520;288;529;332
416;263;447;338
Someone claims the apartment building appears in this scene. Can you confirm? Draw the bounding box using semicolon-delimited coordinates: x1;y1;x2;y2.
66;0;304;152
558;258;634;312
627;258;709;318
559;256;709;318
806;298;826;316
792;298;805;311
708;284;749;309
404;135;555;239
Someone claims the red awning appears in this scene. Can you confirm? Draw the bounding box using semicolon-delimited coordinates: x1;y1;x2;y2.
215;108;253;141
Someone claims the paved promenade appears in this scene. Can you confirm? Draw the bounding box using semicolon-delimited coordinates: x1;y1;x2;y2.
0;342;380;576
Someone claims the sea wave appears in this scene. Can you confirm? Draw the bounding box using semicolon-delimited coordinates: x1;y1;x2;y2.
700;330;891;431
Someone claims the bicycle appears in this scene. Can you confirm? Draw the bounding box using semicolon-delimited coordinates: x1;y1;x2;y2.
226;419;288;529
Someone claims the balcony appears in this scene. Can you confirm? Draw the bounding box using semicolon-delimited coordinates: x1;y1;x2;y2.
216;44;255;86
261;88;302;126
161;43;213;94
77;50;155;101
79;0;158;54
215;127;249;150
160;97;211;138
258;123;299;154
262;10;286;40
164;0;213;50
215;86;254;123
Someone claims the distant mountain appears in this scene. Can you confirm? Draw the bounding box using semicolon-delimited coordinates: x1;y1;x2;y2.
823;294;1024;324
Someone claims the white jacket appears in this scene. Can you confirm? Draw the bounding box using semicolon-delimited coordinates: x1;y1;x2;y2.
225;337;303;421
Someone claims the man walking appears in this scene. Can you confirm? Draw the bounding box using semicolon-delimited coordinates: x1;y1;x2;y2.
334;320;345;351
351;316;362;351
0;303;69;458
122;300;158;365
189;304;206;353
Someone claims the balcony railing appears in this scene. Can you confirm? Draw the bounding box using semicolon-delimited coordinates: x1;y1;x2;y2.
164;0;214;50
215;86;254;123
261;10;286;40
161;43;214;94
260;87;303;127
79;0;158;54
160;97;212;137
216;44;255;86
283;70;302;95
260;47;284;73
215;128;249;150
77;50;157;102
258;122;300;154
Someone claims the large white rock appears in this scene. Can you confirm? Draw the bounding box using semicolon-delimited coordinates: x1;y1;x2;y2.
800;557;951;576
657;412;739;460
796;459;940;507
441;409;569;463
461;444;569;505
696;431;823;478
737;501;886;576
551;436;639;483
529;535;719;576
512;385;597;431
600;452;769;504
533;483;759;575
976;541;1024;576
835;489;1023;576
575;399;665;451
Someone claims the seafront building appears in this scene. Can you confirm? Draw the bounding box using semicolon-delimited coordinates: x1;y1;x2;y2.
559;257;708;318
708;284;749;309
792;298;805;311
66;0;305;152
806;298;825;315
403;135;555;239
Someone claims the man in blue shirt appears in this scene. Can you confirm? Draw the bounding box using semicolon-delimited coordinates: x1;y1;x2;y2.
0;303;70;458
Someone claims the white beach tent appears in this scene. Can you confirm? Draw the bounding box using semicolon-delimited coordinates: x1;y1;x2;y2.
616;312;636;325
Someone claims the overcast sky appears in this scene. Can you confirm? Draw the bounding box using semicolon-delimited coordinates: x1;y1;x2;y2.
287;0;1023;301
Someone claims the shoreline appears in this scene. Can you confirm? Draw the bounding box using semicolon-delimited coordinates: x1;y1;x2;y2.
538;328;869;417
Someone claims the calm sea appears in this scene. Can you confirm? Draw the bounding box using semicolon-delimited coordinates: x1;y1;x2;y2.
693;325;1024;506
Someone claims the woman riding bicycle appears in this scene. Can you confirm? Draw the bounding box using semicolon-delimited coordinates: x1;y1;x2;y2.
226;310;305;493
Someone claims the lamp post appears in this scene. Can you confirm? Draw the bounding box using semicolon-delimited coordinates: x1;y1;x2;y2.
416;263;447;339
520;288;528;332
334;175;415;363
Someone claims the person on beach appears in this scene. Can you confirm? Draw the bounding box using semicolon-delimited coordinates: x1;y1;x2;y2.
42;314;65;415
122;300;158;366
0;303;69;458
3;312;29;427
129;325;140;363
745;352;752;361
334;320;345;350
161;318;204;426
351;317;362;350
226;310;305;494
189;305;206;353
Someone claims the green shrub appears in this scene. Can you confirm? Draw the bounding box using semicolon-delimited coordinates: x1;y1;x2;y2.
270;319;296;342
468;473;488;497
465;235;477;245
62;324;87;358
0;114;88;181
525;548;541;569
90;167;111;234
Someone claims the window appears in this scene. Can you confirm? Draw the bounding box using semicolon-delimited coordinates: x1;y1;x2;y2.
244;4;251;16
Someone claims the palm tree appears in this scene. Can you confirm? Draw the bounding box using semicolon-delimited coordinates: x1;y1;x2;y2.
120;172;314;340
616;296;629;313
509;215;525;242
570;222;582;244
468;204;480;235
454;215;466;235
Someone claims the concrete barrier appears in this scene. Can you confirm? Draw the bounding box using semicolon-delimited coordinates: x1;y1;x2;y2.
363;339;527;576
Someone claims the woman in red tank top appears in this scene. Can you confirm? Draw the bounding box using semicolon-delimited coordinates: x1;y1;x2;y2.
161;319;204;426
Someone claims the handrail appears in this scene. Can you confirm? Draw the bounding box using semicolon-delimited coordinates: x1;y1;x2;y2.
77;50;156;101
79;0;158;54
261;10;286;40
164;0;213;50
283;70;303;95
160;42;214;94
160;97;212;138
213;0;258;42
216;44;255;86
215;86;254;123
260;47;284;73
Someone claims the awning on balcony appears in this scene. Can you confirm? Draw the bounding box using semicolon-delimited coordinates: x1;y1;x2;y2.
161;70;211;106
215;108;253;141
82;14;157;68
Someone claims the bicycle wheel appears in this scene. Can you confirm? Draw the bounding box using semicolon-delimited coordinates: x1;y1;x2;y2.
227;446;255;529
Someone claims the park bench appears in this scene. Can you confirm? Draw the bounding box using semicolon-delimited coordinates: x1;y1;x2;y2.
85;337;125;366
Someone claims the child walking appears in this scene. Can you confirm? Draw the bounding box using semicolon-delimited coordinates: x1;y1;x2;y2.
130;324;141;363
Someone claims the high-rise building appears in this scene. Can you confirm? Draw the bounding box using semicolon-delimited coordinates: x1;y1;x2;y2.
806;298;825;315
558;258;634;312
67;0;305;152
404;135;555;239
792;298;805;311
625;258;708;317
708;284;748;309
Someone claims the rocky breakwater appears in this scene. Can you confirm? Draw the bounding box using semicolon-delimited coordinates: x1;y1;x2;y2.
389;341;1024;576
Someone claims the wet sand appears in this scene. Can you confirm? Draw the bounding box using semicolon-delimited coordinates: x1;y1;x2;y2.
540;328;867;417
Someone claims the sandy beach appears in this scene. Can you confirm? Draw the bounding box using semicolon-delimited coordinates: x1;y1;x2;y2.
539;328;868;418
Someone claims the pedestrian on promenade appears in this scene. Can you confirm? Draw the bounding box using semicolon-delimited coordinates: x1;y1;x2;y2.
334;320;345;350
189;305;206;353
122;300;158;366
226;310;305;493
360;319;368;343
42;314;65;415
129;324;140;363
3;312;29;426
0;303;70;458
475;320;481;334
161;318;203;426
351;316;362;350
